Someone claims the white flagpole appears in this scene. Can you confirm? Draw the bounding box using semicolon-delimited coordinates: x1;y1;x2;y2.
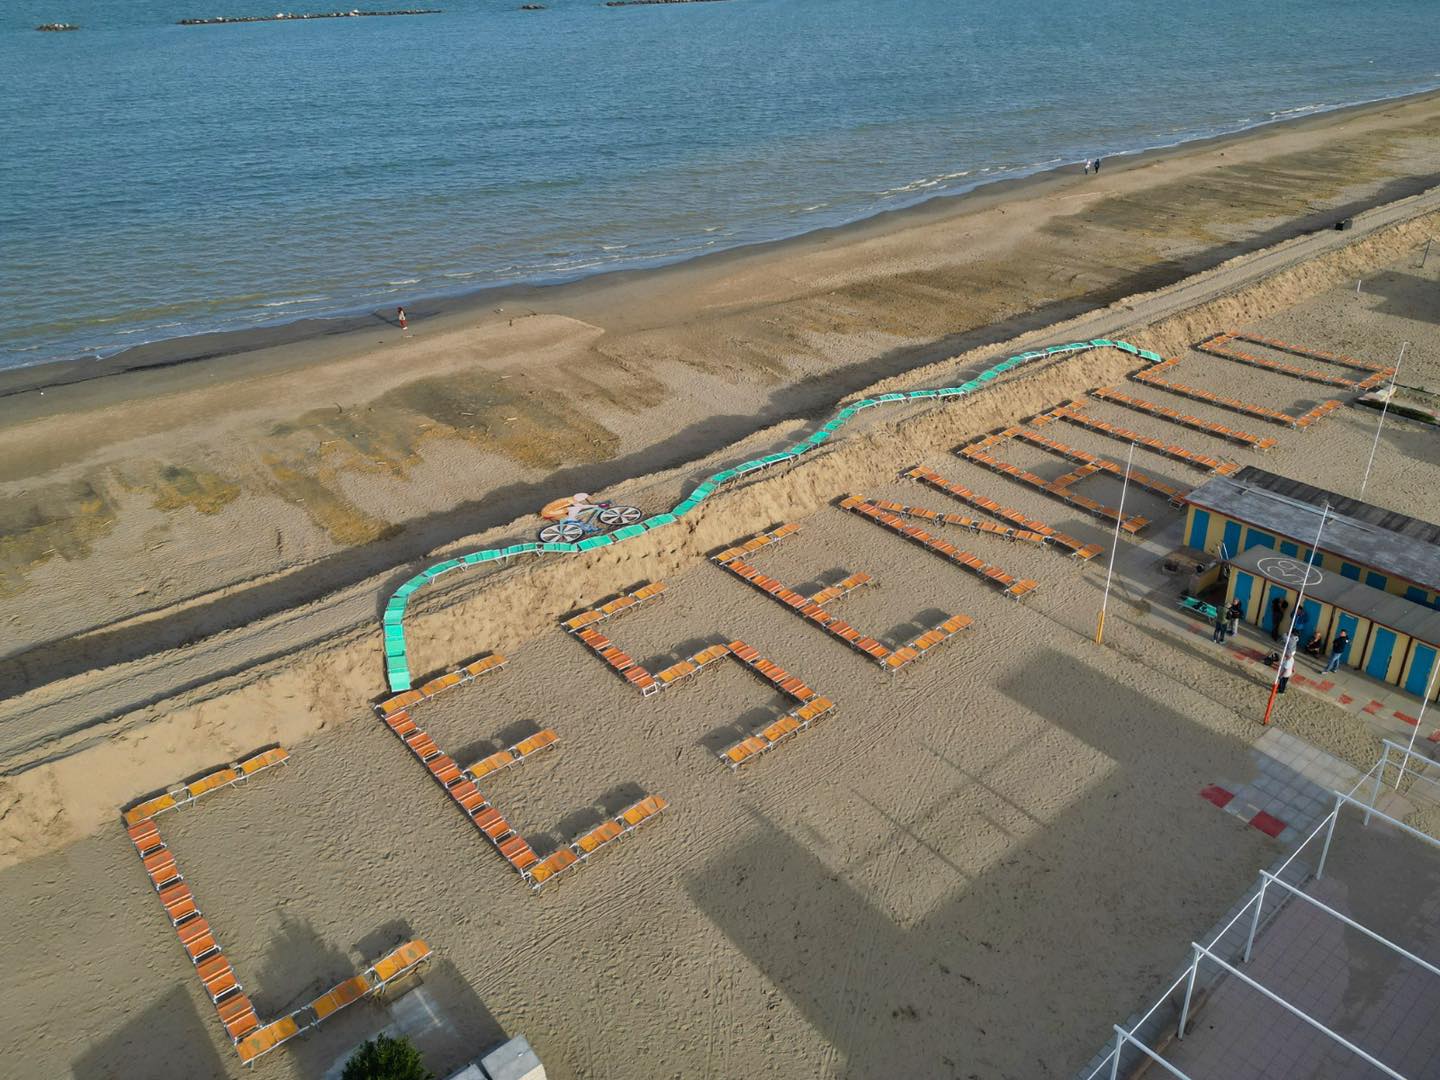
1359;340;1409;501
1095;441;1135;645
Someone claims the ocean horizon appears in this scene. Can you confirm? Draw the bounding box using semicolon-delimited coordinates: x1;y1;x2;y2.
3;0;1439;370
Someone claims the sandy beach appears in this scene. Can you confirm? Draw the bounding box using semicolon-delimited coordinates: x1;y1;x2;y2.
3;86;1440;1079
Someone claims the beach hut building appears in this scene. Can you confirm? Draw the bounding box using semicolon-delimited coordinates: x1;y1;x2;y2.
1181;468;1440;700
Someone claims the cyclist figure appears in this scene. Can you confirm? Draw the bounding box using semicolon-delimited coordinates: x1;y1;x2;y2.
565;492;600;522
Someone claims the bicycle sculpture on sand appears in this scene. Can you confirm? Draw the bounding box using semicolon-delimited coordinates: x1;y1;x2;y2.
537;493;645;544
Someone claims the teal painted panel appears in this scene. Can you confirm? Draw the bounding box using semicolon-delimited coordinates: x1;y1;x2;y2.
1367;571;1388;590
1341;563;1361;580
1279;542;1298;557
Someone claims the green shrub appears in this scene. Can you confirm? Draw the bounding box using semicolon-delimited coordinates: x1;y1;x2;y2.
341;1034;432;1080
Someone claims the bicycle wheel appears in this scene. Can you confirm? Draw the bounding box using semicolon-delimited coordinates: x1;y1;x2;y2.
597;505;643;526
539;521;586;543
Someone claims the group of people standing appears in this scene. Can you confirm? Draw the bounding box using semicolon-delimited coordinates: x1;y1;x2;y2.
1210;594;1351;695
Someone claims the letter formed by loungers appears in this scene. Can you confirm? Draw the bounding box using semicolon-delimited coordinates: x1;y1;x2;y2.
119;749;432;1066
711;522;973;669
374;648;666;892
562;580;837;769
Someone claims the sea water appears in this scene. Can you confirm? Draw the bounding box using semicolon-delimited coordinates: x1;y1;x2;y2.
2;0;1437;368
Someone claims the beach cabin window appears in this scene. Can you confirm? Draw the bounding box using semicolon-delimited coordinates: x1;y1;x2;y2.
1366;571;1388;590
1341;563;1361;581
1244;529;1275;552
1405;586;1429;605
1279;541;1298;557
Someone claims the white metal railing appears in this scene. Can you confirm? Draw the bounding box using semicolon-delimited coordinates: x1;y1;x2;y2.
1082;739;1440;1080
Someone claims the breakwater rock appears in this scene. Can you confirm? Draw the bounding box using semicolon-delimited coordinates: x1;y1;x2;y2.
36;23;80;30
178;9;440;25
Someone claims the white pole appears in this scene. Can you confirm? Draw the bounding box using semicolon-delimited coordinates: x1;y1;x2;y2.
1263;503;1330;723
1396;657;1440;789
1359;341;1409;501
1094;441;1135;645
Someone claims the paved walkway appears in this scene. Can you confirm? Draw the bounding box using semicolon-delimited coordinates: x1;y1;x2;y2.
1199;728;1408;849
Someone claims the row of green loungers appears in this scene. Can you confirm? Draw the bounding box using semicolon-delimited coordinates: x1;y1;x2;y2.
383;340;1162;690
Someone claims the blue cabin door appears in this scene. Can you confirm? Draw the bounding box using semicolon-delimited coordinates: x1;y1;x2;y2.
1335;612;1358;664
1367;628;1398;681
1407;644;1438;697
1233;572;1254;620
1220;521;1242;561
1266;585;1289;636
1188;509;1211;552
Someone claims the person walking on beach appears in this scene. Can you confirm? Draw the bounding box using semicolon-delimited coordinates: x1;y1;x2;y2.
1083;158;1093;175
1269;595;1289;641
1324;629;1350;674
1212;607;1229;644
1277;649;1296;694
1093;156;1103;173
1226;598;1243;637
397;306;409;332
